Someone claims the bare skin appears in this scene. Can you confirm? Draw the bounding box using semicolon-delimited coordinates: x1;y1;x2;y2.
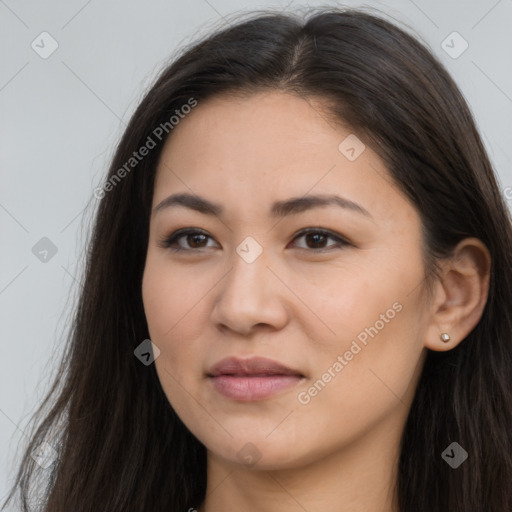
141;91;490;512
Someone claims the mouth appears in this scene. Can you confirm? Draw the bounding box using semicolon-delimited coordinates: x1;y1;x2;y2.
206;356;305;401
207;355;304;378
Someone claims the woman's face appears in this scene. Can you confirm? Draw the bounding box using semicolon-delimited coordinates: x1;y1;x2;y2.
142;91;431;469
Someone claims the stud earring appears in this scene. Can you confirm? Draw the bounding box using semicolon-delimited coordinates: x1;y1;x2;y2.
440;333;451;343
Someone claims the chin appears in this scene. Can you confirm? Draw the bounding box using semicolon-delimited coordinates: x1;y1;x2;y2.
201;433;314;471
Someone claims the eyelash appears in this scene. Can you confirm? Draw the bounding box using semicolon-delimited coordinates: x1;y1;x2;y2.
158;227;351;253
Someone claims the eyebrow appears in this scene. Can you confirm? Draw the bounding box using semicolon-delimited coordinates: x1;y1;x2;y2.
153;192;373;219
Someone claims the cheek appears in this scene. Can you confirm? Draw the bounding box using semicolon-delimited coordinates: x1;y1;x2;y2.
141;254;216;399
142;261;199;401
295;249;426;399
285;260;405;354
142;255;205;341
293;305;424;453
142;266;175;340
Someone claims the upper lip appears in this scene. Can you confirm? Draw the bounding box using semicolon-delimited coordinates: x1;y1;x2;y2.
207;356;304;377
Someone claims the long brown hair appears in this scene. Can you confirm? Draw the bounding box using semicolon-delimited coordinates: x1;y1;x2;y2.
3;7;512;511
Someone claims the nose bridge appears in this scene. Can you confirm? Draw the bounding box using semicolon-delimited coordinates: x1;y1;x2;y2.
225;235;270;304
211;235;286;333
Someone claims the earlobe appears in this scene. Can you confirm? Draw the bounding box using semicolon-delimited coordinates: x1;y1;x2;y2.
424;237;491;352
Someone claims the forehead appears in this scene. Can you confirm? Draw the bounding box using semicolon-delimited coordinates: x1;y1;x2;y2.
153;90;415;226
157;91;345;173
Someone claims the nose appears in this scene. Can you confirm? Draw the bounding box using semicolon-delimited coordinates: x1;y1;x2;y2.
210;245;289;336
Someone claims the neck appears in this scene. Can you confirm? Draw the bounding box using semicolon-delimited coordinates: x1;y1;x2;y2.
197;411;402;512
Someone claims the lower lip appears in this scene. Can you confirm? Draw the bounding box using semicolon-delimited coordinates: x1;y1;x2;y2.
209;375;303;401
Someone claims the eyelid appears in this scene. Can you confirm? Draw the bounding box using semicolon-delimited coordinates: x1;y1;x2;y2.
157;227;216;251
158;227;352;252
288;227;351;250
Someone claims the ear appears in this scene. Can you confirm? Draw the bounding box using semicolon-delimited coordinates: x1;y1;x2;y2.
424;237;491;352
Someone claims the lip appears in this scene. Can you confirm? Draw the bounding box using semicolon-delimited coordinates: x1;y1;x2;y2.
207;356;304;377
206;356;305;401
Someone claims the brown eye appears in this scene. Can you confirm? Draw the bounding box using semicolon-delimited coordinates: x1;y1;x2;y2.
303;232;329;249
291;228;350;251
185;233;208;248
159;229;217;252
158;227;350;253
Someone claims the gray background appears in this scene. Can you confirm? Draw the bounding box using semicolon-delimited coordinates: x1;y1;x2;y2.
1;0;511;504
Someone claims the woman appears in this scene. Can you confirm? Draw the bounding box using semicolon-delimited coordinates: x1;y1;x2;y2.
3;6;511;512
